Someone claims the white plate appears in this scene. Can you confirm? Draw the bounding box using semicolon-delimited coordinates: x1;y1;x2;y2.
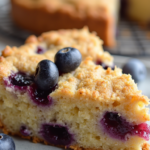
7;56;150;149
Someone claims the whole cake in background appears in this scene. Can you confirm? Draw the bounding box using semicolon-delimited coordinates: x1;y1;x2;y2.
10;0;120;47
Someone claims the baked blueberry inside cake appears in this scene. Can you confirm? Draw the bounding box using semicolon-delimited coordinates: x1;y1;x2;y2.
101;112;150;141
4;72;34;91
40;123;74;146
36;46;46;54
0;45;149;150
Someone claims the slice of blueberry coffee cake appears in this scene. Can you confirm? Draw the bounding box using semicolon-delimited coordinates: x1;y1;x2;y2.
0;47;149;150
2;27;114;70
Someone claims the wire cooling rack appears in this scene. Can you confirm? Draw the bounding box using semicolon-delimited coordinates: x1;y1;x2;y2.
0;0;31;43
0;0;150;56
106;21;150;56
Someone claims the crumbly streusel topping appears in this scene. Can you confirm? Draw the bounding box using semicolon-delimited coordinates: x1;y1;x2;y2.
2;27;113;66
53;57;149;105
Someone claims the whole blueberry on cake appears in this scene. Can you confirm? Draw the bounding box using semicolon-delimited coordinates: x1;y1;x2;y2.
0;45;149;150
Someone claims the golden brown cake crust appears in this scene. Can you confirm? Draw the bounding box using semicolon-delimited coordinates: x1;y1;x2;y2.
10;0;116;47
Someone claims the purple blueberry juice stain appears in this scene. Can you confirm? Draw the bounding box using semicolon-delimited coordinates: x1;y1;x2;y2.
20;126;31;136
40;124;74;146
100;112;150;141
36;46;46;54
27;84;57;106
4;71;57;107
96;60;115;70
4;72;34;91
